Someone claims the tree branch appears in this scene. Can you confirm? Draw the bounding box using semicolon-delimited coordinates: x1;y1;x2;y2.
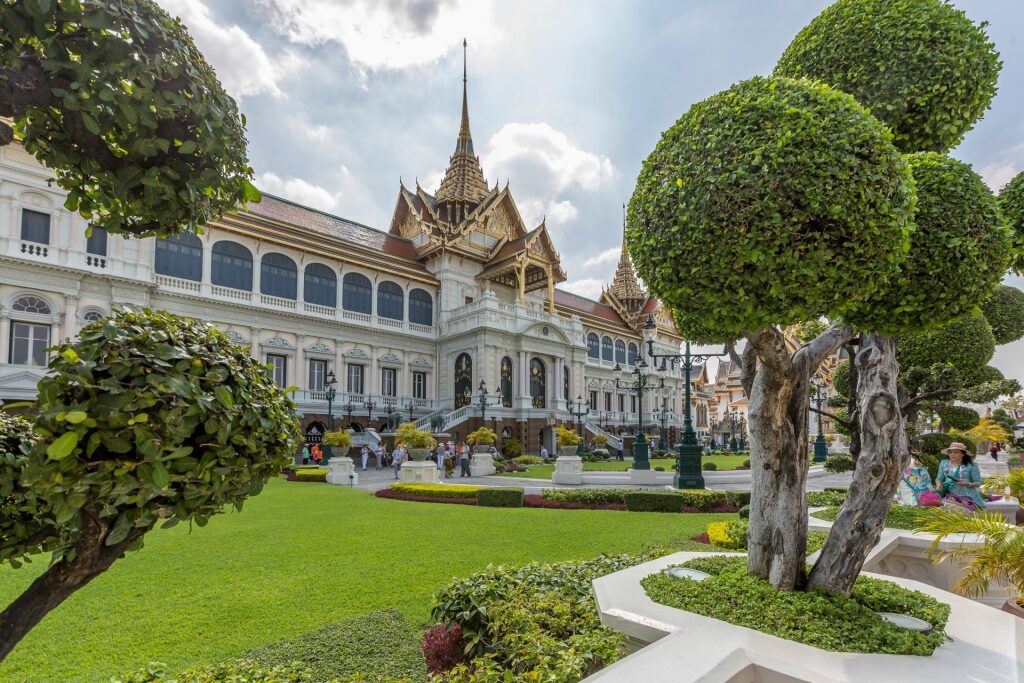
810;406;851;429
743;327;791;377
797;323;853;372
901;389;957;415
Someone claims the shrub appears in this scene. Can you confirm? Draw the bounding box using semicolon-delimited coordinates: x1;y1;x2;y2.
375;489;476;507
540;489;631;505
501;461;526;473
466;427;497;446
702;462;717;471
523;495;625;511
937;405;981;432
677;489;728;511
391;484;481;500
725;491;751;508
807;490;848;507
623;492;684;513
738;505;750;520
555;424;581;446
812;504;938;531
592;435;609;447
706;520;748;550
742;459;751;468
323;430;353;448
825;486;849;493
513;455;544;466
643;557;950;655
654;466;665;472
290;468;327;482
502;438;524;459
112;661;307;683
476;488;523;508
395;422;437;449
1002;172;1024;274
421;623;463;675
1009;456;1022;464
824;452;855;473
982;285;1024;344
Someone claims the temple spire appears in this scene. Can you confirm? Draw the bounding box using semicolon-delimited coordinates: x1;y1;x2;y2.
435;38;489;208
608;202;646;305
457;38;473;154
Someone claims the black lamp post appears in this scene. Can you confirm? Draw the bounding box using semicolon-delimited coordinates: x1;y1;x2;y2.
614;355;664;471
364;398;376;424
343;401;355;426
811;377;829;463
642;313;727;489
469;378;502;424
710;416;720;449
569;395;590;455
404;399;416;418
325;370;338;431
726;408;740;453
738;416;747;451
657;390;670;454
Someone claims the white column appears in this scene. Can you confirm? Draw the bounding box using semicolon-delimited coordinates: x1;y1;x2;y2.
63;295;79;340
250;327;261;360
295;334;305;389
0;309;10;364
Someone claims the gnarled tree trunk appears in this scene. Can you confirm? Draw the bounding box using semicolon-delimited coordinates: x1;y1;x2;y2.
808;334;908;595
742;325;852;590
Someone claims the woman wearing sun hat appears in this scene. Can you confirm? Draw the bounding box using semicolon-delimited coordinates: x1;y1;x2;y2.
935;441;986;510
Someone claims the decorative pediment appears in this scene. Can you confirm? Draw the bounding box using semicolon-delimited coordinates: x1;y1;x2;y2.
379;351;402;364
346;348;370;359
263;336;292;349
225;330;249;345
410;356;433;368
522;322;570;344
306;342;332;355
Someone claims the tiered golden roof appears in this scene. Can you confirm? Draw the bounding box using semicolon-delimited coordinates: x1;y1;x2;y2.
434;40;489;206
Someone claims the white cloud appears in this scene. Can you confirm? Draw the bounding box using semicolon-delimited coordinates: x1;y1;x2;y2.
257;172;341;212
561;278;605;300
582;246;620;269
257;0;500;72
546;199;578;225
159;0;298;99
978;143;1024;192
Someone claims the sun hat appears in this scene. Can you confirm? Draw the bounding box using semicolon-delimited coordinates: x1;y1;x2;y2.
940;442;970;455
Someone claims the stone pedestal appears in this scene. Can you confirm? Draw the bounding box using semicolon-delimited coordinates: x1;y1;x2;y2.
629;468;658;485
986;496;1020;524
326;457;357;486
978;458;1009;478
551;455;583;484
399;460;440;483
470;453;496;477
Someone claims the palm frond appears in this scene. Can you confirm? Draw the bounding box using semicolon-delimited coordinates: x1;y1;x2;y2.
918;509;1024;597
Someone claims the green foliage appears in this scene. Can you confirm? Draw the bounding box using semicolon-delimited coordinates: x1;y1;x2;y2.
476;488;523;508
623;492;684;513
5;308;300;569
0;412;47;566
501;438;523;459
465;427;497;446
775;0;1000;154
627;76;913;342
791;319;829;344
643;556;950;655
323;431;353;448
937;405;980;431
725;491;752;508
982;285;1024;345
846;152;1010;333
702;462;717;471
112;660;312;683
394;422;436;449
831;359;851;399
807;490;848;507
897;312;996;380
244;610;427;683
812;504;938;531
512;455;543;466
921;510;1024;599
540;489;632;505
823;452;855;473
0;0;258;238
290;469;326;482
706;520;748;550
390;484;481;500
591;434;608;447
999;172;1024;273
738;505;750;520
555;425;581;446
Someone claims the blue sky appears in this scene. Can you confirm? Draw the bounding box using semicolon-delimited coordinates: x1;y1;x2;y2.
157;0;1024;382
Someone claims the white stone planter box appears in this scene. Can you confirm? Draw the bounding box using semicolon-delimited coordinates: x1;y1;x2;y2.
325;456;357;486
551;455;583;484
470;452;496;477
587;550;1023;682
399;460;439;483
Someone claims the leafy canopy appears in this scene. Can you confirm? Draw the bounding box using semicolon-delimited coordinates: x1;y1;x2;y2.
1000;172;1024;274
775;0;1000;154
0;0;259;238
936;405;980;431
845;152;1010;333
982;285;1024;346
897;311;996;383
2;308;300;567
627;76;913;342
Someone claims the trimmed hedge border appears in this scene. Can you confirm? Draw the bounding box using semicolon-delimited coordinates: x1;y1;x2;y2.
623;492;684;513
376;489;477;506
477;487;524;508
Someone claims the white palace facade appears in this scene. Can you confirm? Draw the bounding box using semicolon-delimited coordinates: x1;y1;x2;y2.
0;71;706;454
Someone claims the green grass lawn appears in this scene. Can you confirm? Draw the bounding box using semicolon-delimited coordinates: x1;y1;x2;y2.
497;454;748;479
0;478;727;682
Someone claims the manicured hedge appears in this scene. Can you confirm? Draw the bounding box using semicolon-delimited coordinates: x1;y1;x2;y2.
391;483;481;500
523;495;625;511
824;452;855;473
540;488;635;505
643;556;949;655
623;492;684;513
477;487;524;507
289;468;327;482
375;488;477;506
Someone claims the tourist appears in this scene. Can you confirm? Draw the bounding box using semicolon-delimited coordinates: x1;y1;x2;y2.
381;444;391;468
540;445;548;462
436;442;446;478
392;445;405;480
935;442;986;510
990;442;1000;461
375;444;385;470
459;442;471;477
896;453;938;506
360;445;369;471
301;444;310;464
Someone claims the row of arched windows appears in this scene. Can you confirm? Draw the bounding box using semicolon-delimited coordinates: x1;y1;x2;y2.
586;333;639;364
154;235;433;324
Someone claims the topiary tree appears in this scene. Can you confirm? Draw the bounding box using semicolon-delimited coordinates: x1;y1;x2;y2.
897;312;997;379
0;309;301;660
628;74;913;590
982;285;1024;345
1000;172;1024;274
936;405;981;432
0;0;258;238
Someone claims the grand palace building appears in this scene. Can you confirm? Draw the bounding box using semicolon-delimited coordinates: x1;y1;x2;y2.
0;68;750;455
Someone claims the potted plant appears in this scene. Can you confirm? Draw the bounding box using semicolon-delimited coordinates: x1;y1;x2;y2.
555;424;582;456
466;427;497;453
395;421;437;460
921;509;1024;617
322;430;352;459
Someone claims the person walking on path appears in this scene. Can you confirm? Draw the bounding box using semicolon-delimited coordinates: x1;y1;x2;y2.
436;443;446;478
392;445;405;480
375;444;385;469
540;445;549;462
459;442;471;477
360;445;369;471
990;442;1000;461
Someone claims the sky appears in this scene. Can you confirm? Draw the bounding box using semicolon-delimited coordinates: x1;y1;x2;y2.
156;0;1024;383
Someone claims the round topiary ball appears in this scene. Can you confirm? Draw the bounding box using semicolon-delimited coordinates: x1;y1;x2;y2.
831;360;850;399
896;311;996;378
23;308;301;547
845;152;1010;334
775;0;1000;154
936;404;980;431
628;76;913;342
982;284;1024;345
999;172;1024;274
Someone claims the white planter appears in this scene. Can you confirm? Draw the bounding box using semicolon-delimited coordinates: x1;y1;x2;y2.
399;460;440;483
325;457;357;486
470;452;496;477
551;455;583;484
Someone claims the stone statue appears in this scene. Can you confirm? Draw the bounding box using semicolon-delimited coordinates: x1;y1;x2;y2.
385;411;405;431
430;413;446;432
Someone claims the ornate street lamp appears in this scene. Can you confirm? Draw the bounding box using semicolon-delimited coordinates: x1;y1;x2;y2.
657;388;670;454
642;313;727;489
469;379;503;425
810;377;829;463
364;398;376;424
324;370;338;431
614;353;664;471
343;401;355;426
404;399;416;418
710;416;720;449
726;408;740;453
569;395;591;455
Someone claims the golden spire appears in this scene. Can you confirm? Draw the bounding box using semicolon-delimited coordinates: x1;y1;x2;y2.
435;38;489;207
609;203;645;304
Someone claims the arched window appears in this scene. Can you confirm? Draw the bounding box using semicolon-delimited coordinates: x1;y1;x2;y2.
586;333;599;359
530;358;546;408
408;288;433;326
601;336;613;362
454;353;473;408
211;241;253;291
260;253;297;299
500;356;513;408
81;310;105;323
615;339;626;364
377;281;404;320
342;272;372;313
303;263;336;308
155;232;202;281
627;342;639;366
12;296;51;314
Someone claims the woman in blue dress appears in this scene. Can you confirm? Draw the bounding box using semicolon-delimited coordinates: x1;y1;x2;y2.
935;442;986;510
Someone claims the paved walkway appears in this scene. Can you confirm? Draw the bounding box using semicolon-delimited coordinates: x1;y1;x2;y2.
348;461;853;494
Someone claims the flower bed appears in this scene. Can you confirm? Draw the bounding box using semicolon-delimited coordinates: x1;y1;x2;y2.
376;488;478;506
811;504;938;530
391;483;481;499
642;556;950;655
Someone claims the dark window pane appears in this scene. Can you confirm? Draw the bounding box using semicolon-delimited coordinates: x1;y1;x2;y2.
377;281;404;320
615;340;626;364
260;253;297;299
587;333;599;359
86;226;108;256
408;288;433;325
211;241;253;291
303;263;337;308
627;343;638;365
342;273;372;314
21;210;50;244
601;336;613;361
155;232;203;281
